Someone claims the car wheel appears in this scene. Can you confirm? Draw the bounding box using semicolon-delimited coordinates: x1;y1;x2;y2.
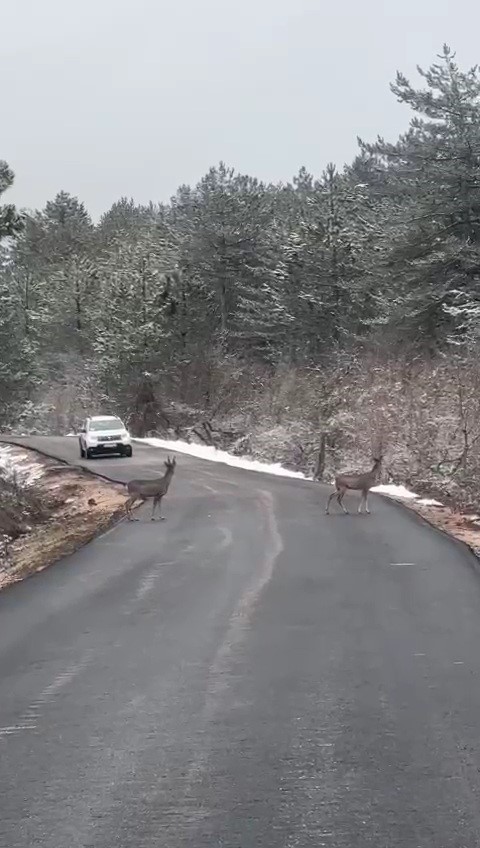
86;448;94;460
124;446;133;458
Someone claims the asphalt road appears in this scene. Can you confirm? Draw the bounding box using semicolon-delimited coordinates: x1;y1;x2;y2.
2;436;480;847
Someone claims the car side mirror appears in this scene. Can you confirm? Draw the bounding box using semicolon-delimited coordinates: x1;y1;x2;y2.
80;428;86;433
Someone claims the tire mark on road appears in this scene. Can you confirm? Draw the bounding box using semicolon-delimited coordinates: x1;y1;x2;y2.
1;651;94;739
175;489;283;819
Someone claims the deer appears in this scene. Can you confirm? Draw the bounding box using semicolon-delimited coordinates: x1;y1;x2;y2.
325;456;382;516
125;456;176;521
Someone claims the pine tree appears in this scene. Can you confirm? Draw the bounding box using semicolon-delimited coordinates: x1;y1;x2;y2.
0;160;23;239
361;46;480;349
92;204;179;400
0;161;35;426
270;165;378;362
172;163;274;351
0;245;39;427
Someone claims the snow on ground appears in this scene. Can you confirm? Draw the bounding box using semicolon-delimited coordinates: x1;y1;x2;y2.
416;497;444;507
371;483;417;499
372;483;443;506
0;445;45;486
136;437;306;479
136;437;443;506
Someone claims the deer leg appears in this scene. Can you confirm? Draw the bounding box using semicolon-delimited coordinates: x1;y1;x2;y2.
152;495;165;521
325;490;337;514
158;495;165;520
365;491;370;514
337;487;349;514
125;495;138;521
131;496;147;520
358;491;365;514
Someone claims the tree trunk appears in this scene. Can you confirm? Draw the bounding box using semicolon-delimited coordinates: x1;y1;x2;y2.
313;432;327;480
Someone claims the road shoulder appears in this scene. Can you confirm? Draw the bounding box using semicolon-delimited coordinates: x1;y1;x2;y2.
0;444;125;591
392;496;480;563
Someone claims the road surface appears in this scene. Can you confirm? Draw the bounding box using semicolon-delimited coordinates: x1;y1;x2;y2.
2;436;480;847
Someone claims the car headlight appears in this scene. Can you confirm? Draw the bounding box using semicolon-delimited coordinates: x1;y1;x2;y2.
121;432;130;441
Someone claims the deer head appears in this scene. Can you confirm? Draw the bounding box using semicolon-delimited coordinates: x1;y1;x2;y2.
165;456;177;472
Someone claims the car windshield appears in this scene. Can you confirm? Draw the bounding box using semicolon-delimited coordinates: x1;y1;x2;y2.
89;418;123;432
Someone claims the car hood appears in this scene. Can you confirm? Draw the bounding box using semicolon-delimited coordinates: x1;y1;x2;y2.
88;429;127;438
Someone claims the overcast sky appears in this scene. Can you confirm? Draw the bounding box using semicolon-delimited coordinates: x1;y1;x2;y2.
3;0;479;217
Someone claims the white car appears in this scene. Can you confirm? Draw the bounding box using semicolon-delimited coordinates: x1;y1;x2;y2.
79;415;133;459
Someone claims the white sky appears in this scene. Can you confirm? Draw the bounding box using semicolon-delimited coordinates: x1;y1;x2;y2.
3;0;480;217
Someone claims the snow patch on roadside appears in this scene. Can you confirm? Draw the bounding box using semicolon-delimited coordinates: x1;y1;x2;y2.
372;483;443;507
416;497;444;507
371;483;417;499
136;437;306;479
0;445;45;486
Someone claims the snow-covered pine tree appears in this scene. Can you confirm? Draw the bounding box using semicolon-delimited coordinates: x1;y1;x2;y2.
361;45;480;350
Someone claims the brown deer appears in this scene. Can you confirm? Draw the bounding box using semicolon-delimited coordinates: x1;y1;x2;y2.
125;456;176;521
325;456;382;515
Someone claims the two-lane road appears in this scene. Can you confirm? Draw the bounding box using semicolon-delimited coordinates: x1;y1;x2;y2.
2;437;480;846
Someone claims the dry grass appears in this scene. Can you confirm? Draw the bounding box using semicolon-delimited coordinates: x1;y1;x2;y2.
402;500;480;559
0;446;126;591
